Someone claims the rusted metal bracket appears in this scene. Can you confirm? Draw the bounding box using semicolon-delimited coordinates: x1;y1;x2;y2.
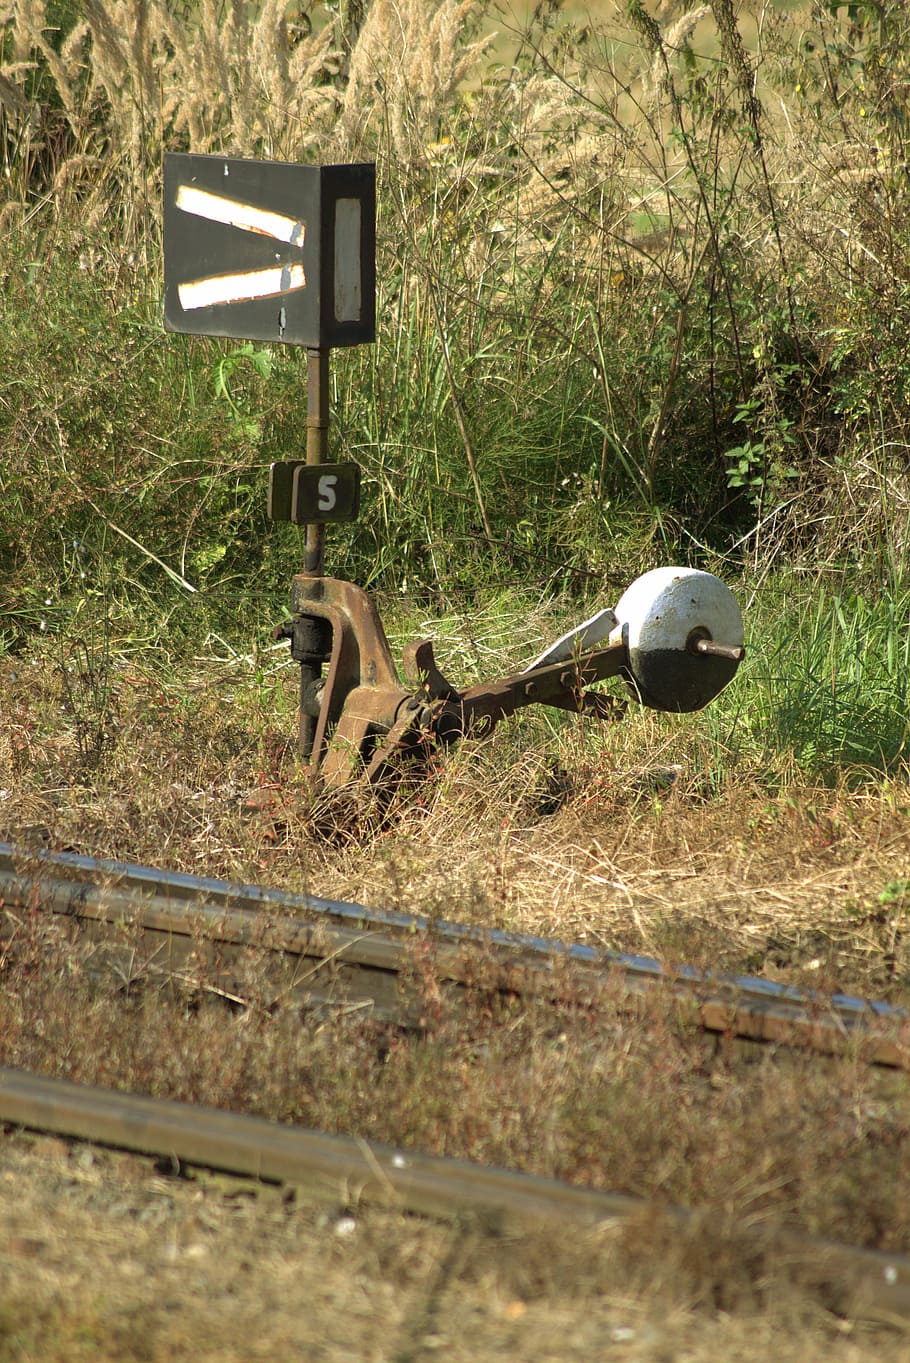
273;575;634;788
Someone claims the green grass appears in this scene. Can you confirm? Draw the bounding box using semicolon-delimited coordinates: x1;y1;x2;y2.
688;577;910;784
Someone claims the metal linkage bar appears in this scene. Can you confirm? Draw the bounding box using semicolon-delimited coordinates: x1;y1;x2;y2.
278;577;633;786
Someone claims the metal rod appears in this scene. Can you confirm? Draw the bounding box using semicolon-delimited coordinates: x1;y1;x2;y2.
298;664;318;760
299;347;331;759
2;1066;910;1323
2;842;908;1068
304;346;330;577
693;637;745;662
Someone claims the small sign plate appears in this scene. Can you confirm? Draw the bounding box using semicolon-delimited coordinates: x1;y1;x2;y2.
269;462;361;523
293;463;361;523
164;155;375;348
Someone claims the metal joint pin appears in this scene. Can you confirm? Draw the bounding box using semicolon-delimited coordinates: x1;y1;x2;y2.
691;637;745;662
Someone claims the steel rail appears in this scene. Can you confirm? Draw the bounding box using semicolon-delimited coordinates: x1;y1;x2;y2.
1;842;909;1066
0;1064;909;1326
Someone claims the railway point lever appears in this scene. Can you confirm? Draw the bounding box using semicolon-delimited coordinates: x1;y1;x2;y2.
272;566;745;790
162;153;745;792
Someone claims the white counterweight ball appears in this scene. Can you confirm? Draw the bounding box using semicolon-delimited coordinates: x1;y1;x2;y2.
611;567;744;712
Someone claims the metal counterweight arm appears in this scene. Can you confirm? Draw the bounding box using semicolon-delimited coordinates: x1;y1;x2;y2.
360;641;629;787
453;643;629;731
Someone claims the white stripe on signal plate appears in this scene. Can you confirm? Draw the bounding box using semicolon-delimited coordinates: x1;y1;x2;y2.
175;185;305;246
178;263;306;310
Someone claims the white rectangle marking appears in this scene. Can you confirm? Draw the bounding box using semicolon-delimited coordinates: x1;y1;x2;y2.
178;263;306;310
176;185;305;246
334;197;362;323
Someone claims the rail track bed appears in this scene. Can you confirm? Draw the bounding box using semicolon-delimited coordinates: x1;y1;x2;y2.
1;841;908;1067
3;841;910;1334
1;1064;909;1327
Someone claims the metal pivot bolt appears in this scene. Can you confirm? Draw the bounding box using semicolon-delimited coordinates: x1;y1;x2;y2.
688;632;745;663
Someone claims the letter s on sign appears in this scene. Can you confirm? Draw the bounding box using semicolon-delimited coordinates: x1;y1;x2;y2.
318;475;338;512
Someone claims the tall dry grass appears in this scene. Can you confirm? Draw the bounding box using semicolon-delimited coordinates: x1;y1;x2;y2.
0;0;496;193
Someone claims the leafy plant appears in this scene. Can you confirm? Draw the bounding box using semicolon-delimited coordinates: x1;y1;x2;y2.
213;343;275;442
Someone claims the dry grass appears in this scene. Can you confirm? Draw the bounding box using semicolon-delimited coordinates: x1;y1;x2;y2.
2;603;910;1347
3;617;910;1256
2;874;910;1264
0;0;493;184
3;0;341;184
0;0;888;280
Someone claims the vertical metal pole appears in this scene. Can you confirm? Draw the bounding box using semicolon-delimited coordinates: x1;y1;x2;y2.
298;347;330;759
305;347;329;575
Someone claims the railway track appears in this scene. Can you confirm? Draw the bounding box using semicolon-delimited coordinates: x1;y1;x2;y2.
3;842;910;1327
1;841;908;1066
1;1064;910;1326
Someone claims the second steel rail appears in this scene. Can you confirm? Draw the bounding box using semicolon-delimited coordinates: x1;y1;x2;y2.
1;841;908;1066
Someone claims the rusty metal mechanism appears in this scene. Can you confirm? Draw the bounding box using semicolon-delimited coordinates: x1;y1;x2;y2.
273;566;746;789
